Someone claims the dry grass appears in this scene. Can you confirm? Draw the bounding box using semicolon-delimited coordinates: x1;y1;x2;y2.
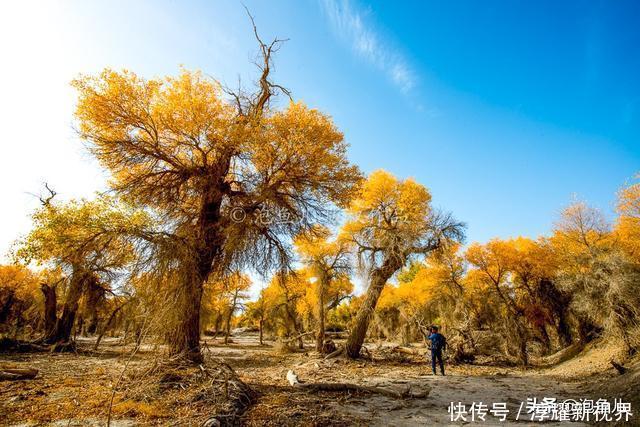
0;339;254;426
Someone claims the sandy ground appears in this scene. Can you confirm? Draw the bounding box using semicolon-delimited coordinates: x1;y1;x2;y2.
223;336;588;426
1;333;635;426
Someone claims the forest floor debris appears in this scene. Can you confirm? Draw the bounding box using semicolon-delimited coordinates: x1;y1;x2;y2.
1;333;637;426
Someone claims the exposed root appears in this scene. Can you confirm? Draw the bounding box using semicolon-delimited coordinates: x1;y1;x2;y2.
0;337;49;353
120;356;255;426
49;341;77;353
324;346;344;359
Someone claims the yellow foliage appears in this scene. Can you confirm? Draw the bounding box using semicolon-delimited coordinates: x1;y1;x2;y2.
72;69;361;215
615;181;640;262
0;264;40;303
342;170;433;254
16;195;149;272
294;225;353;319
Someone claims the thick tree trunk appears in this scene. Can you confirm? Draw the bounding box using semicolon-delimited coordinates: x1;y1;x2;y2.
170;183;225;363
315;277;326;353
168;272;205;363
84;277;103;335
346;257;401;358
46;270;86;344
41;283;57;341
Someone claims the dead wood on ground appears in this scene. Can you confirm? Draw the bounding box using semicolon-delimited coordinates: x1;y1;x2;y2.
611;359;627;374
324;346;344;359
286;370;429;399
282;331;314;344
0;367;38;381
391;346;420;356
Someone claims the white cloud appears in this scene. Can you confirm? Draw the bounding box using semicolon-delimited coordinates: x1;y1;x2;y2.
390;63;414;93
320;0;416;94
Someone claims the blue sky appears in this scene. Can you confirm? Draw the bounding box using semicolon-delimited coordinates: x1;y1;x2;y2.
1;0;638;262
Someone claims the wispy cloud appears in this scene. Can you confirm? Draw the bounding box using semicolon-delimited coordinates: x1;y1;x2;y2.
320;0;416;94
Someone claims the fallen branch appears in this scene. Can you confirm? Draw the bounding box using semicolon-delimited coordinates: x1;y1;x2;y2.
286;370;428;399
0;368;38;381
282;331;314;344
0;338;48;353
610;360;627;375
391;346;420;356
324;346;344;359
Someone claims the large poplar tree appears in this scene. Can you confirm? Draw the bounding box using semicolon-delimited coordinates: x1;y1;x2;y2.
72;31;361;362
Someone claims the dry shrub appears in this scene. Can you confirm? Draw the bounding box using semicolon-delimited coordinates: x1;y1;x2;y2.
273;339;297;354
470;330;503;356
116;355;255;426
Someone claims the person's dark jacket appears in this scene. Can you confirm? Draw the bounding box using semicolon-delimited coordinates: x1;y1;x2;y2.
428;332;447;352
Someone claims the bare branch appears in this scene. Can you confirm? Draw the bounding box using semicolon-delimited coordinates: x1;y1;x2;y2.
32;182;57;206
243;5;292;115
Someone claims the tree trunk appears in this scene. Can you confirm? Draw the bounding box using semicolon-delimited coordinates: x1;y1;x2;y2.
168;272;205;363
224;309;232;345
259;318;264;345
537;324;551;354
75;316;83;339
213;314;222;339
538;279;573;347
225;290;239;345
170;185;225;363
94;299;129;351
346;257;401;358
169;186;226;360
516;321;529;366
402;321;411;346
556;312;573;347
84;277;103;335
0;291;15;323
46;270;86;344
577;314;600;343
41;283;57;341
315;277;326;353
284;304;304;349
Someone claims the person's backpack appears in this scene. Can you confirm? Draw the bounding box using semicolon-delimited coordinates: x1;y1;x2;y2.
432;334;446;351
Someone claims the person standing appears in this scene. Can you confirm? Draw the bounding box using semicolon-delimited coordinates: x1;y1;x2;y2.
428;325;447;375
